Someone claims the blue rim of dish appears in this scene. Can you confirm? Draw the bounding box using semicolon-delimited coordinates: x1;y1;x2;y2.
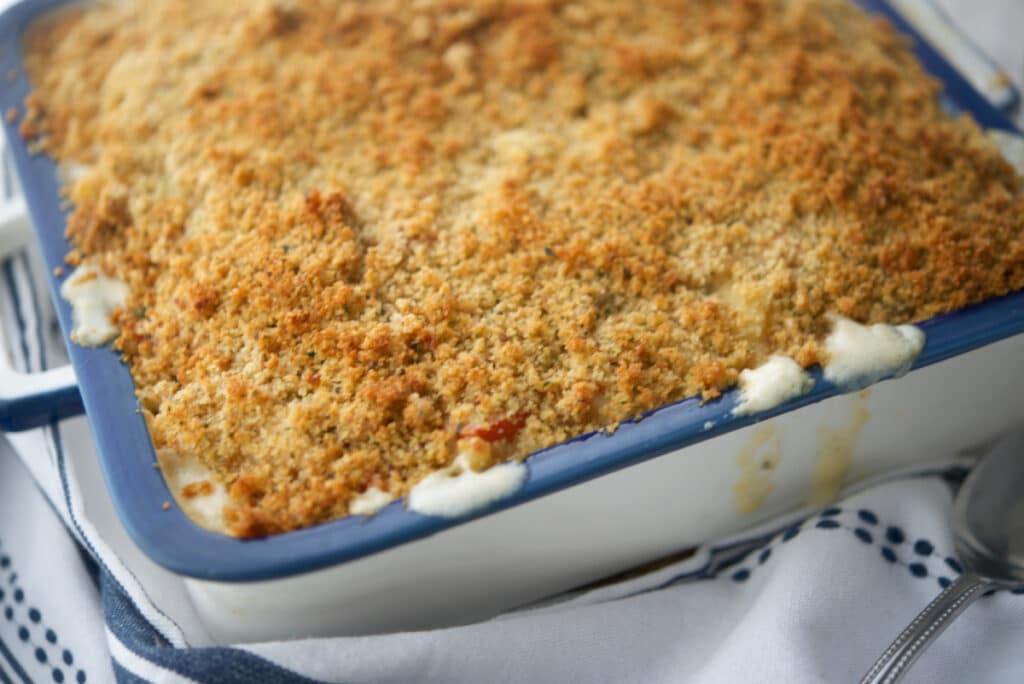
0;0;1022;582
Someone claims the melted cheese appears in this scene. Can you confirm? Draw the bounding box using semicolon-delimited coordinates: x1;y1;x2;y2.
824;315;925;388
349;486;394;516
407;453;527;518
733;355;813;416
60;263;129;346
156;448;229;532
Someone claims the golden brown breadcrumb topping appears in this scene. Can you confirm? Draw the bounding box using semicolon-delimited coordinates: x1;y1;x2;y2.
22;0;1024;536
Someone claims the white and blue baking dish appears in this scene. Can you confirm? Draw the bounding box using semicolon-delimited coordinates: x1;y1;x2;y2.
1;0;1023;642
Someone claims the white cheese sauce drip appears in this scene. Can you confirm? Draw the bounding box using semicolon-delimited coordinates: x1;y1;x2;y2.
349;486;394;516
733;355;813;416
408;453;527;518
823;315;925;388
60;263;129;346
157;448;229;532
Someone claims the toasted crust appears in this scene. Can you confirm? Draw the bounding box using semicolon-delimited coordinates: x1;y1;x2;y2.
23;0;1024;536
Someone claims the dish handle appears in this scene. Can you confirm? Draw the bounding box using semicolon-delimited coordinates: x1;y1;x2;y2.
0;196;82;432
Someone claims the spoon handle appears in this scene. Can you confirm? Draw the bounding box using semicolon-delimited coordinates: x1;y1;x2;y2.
860;572;991;684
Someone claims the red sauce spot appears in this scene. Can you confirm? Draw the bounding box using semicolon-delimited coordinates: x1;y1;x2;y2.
459;413;528;443
362;469;389;492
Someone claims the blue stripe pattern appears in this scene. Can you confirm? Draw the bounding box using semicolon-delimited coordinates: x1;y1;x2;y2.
19;252;48;373
110;663;150;684
101;575;328;684
1;261;31;372
0;636;31;684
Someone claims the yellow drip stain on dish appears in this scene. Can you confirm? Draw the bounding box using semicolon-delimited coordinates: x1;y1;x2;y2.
734;424;781;515
807;390;871;507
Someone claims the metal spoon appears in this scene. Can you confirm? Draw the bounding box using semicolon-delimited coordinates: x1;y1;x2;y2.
861;429;1024;684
